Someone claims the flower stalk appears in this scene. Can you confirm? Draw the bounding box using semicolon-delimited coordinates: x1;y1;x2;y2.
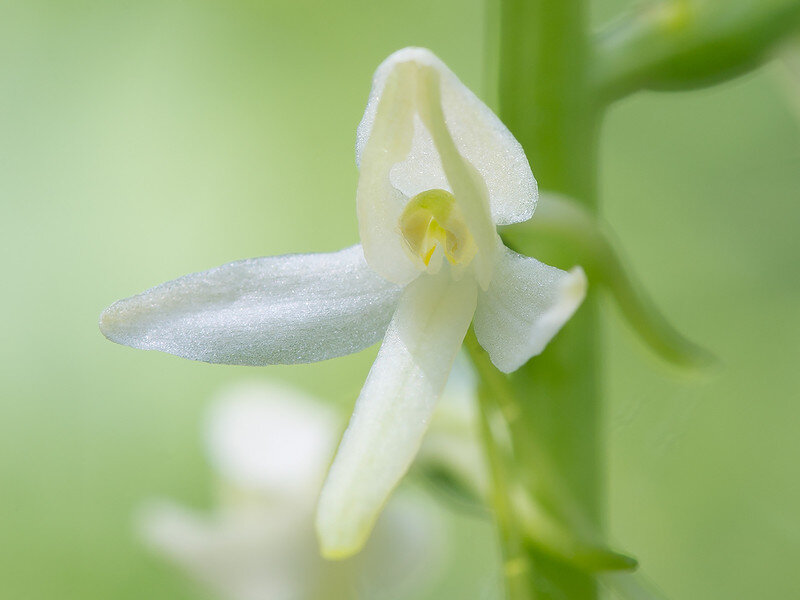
489;0;800;598
474;369;532;600
493;0;602;598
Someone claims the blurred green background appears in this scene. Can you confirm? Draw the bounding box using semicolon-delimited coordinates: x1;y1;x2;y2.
2;0;798;598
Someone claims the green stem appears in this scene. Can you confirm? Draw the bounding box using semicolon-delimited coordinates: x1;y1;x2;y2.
481;2;799;598
465;331;637;577
496;0;602;598
472;351;532;600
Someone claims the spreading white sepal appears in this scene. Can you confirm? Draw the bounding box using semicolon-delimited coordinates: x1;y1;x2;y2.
473;245;587;373
99;245;401;365
356;47;537;227
316;270;478;558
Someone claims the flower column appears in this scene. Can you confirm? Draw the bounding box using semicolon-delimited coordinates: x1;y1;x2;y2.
495;1;602;599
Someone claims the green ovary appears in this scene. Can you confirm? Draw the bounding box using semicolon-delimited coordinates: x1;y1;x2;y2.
399;189;477;268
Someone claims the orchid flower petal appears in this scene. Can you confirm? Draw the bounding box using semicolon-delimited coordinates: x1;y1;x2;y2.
356;60;422;285
357;51;497;287
316;271;478;558
205;382;339;499
357;47;537;227
415;64;498;288
474;245;587;373
99;245;400;365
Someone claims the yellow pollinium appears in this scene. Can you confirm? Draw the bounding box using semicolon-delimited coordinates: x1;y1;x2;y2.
399;189;477;268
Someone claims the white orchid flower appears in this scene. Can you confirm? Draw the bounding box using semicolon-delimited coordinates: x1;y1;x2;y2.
101;47;587;558
139;381;443;600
